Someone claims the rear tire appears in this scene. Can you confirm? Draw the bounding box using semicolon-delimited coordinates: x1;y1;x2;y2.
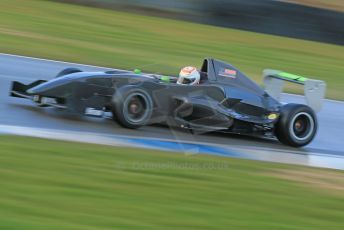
55;68;82;78
275;103;317;147
111;86;153;129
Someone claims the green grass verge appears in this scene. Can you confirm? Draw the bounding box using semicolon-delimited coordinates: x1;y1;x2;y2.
0;135;343;230
0;0;343;99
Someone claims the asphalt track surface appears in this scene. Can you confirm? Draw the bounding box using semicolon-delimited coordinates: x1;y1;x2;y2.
1;53;344;160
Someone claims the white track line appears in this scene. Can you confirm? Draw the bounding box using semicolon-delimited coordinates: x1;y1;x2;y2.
1;124;343;170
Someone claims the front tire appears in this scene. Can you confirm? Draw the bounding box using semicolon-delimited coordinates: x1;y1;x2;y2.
275;104;317;147
111;86;153;129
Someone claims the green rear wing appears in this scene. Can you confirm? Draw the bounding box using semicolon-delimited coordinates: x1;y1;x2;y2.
263;69;326;112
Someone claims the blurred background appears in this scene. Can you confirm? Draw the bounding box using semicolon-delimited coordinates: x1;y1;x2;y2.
56;0;344;45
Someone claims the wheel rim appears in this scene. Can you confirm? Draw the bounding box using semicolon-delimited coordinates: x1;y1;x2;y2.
123;92;150;124
289;112;315;141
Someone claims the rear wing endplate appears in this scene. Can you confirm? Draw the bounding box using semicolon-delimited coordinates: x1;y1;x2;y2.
263;69;326;112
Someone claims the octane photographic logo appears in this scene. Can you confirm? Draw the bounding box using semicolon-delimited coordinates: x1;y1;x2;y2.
115;161;230;171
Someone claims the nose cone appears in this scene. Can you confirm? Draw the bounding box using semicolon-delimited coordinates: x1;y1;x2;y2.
26;71;97;96
27;85;43;95
27;80;59;94
26;78;67;96
27;86;39;94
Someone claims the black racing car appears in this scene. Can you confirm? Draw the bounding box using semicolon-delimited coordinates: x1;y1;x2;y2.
10;58;320;147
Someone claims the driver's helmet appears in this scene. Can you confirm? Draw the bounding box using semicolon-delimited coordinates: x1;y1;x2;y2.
177;66;200;85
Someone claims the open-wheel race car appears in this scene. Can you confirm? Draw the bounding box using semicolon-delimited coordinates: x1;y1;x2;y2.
10;58;326;147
